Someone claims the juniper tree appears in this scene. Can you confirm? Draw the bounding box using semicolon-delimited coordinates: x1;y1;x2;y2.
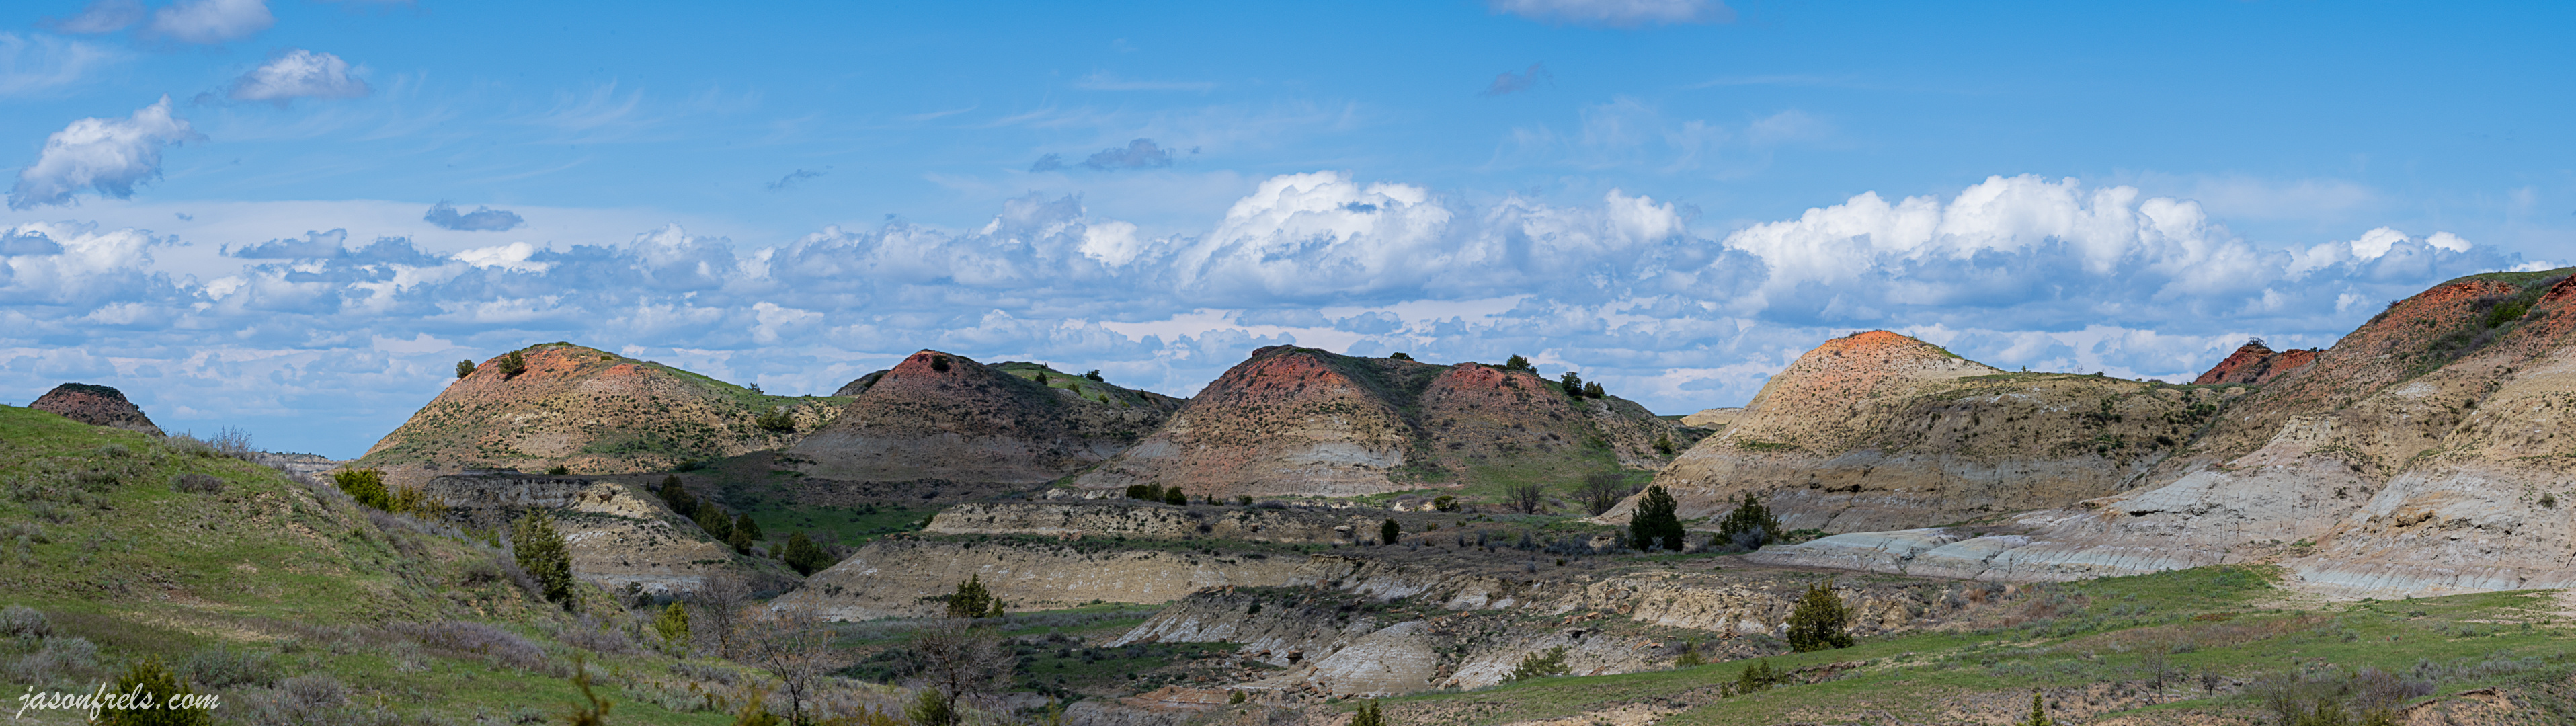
1380;518;1402;545
784;532;831;576
499;350;527;378
1717;493;1783;550
511;510;575;608
1786;579;1854;651
454;359;477;380
1628;485;1685;551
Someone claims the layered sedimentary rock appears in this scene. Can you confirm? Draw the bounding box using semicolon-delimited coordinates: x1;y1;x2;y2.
786;351;1182;487
418;473;754;596
1752;269;2576;597
29;382;162;436
356;342;843;483
1641;331;2232;532
768;534;1308;620
1073;346;1692;499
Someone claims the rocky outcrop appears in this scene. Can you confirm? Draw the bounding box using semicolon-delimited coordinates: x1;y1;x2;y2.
1074;346;1695;499
926;501;1392;544
1679;407;1742;429
1111;555;1935;696
30;382;161;436
770;534;1309;620
786;352;1182;488
1640;331;2235;532
1752;269;2576;598
356;342;844;484
2193;340;2321;385
418;473;752;596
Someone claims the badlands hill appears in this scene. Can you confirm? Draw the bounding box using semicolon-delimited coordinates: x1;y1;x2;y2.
1071;346;1694;499
1641;330;2236;532
1753;268;2576;596
28;382;163;436
784;350;1184;488
354;342;845;483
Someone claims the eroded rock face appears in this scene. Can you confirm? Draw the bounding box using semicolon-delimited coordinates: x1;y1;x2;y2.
2193;341;2322;385
926;501;1389;544
788;351;1182;488
357;343;843;484
1074;346;1693;499
1642;331;2231;532
1753;270;2576;598
1111;555;1931;696
770;535;1308;620
420;473;748;596
30;382;161;436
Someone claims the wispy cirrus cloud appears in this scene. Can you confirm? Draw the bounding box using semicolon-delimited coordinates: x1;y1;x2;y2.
222;49;371;105
0;32;122;97
1480;63;1552;97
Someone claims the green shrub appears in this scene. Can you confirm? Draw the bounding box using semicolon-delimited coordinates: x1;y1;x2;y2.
333;469;390;510
735;512;762;542
511;510;575;608
653;602;689;645
657;475;697;518
1431;495;1458;512
499;350;527;378
1583;382;1604;399
1675;640;1703;667
1379;518;1401;545
945;575;1004;618
1787;579;1853;651
1349;698;1386;726
1389;352;1412;361
1717;493;1783;550
1085;370;1104;382
545;464;571;475
454;359;476;380
696;507;734;541
908;688;955;726
1504;354;1532;372
1509;646;1570;680
784;532;831;576
97;657;212;725
756;407;796;432
1162;487;1187;506
1733;659;1783;693
1560;372;1586;398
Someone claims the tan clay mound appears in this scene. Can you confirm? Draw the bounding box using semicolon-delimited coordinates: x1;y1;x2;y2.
1643;330;2233;532
355;342;843;485
29;382;163;436
786;350;1180;487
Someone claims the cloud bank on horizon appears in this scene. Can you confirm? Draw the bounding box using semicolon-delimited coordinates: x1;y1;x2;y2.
0;171;2539;456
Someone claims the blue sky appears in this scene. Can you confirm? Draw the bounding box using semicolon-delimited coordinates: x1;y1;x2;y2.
2;0;2569;458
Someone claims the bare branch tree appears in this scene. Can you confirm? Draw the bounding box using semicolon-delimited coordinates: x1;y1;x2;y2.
743;604;838;726
906;619;1015;725
1580;472;1633;516
690;571;753;660
1506;480;1547;514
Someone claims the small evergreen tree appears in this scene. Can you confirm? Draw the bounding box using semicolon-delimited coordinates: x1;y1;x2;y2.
657;475;696;518
1509;646;1570;680
784;532;830;576
1162;487;1188;506
735;512;762;542
1388;352;1412;361
727;527;753;555
696;507;735;541
454;359;477;380
1349;699;1387;726
1733;659;1782;694
1675;640;1704;667
499;350;528;378
97;657;212;726
1629;486;1685;551
1717;493;1783;551
1786;579;1853;651
1379;518;1401;545
908;688;955;726
653;602;690;645
1504;354;1532;372
946;575;1001;618
1085;370;1104;382
2018;692;2052;726
1654;432;1675;456
1560;371;1585;398
1582;382;1604;399
512;510;575;608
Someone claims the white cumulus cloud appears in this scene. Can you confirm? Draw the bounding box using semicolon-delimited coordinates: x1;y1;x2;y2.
226;49;370;104
8;97;199;210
